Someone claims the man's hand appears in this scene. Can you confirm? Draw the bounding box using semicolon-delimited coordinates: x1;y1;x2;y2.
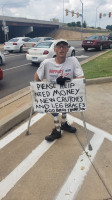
56;76;71;86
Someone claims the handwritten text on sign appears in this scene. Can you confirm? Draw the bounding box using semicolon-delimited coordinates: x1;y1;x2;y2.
30;79;86;113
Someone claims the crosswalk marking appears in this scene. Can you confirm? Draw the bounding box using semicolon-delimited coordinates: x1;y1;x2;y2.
0;113;46;150
0;113;112;199
76;55;89;58
55;133;104;200
0;140;54;199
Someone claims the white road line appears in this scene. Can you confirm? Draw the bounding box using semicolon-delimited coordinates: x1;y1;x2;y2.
55;133;104;200
0;140;55;199
76;55;89;58
3;63;31;72
5;53;26;58
0;113;46;150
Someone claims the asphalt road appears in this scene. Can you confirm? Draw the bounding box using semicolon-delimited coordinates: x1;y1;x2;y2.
0;41;108;99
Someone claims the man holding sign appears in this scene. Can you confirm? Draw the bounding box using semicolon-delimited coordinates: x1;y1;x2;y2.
34;39;84;142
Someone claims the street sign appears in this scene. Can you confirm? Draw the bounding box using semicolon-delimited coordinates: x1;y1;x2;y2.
2;26;9;34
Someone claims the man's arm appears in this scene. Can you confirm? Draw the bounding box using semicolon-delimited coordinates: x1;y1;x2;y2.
34;72;41;81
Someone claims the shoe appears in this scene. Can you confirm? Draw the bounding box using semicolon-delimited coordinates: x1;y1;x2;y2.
45;128;61;142
61;122;77;133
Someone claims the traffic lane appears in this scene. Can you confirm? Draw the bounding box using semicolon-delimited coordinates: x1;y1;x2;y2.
1;53;28;70
68;40;108;62
68;40;82;49
76;48;108;62
0;63;37;99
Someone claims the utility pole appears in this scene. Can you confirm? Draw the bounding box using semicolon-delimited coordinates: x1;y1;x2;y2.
63;0;64;23
80;0;83;41
2;2;9;42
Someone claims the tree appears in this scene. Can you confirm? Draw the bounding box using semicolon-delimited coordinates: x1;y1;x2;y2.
97;27;101;30
76;21;81;27
67;23;72;27
71;22;76;27
106;25;112;31
83;20;87;28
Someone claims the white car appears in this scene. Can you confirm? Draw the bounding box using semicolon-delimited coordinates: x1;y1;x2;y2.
0;51;5;65
4;37;31;53
26;40;75;64
23;37;54;52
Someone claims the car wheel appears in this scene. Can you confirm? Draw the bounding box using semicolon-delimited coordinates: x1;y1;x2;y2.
99;45;103;51
0;57;3;65
71;50;75;56
8;50;13;53
20;46;23;53
32;62;36;65
84;48;88;51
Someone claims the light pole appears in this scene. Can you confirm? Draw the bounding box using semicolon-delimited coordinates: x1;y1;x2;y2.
80;0;83;41
2;1;9;42
95;6;98;34
95;4;102;34
63;0;64;24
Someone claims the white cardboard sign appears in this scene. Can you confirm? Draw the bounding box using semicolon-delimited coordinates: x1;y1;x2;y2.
30;78;86;113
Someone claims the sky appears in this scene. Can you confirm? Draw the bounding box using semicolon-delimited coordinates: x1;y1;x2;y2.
0;0;112;29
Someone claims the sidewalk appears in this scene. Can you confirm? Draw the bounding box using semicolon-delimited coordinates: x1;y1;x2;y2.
0;80;112;200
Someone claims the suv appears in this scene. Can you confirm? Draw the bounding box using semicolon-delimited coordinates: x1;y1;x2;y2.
4;37;31;53
107;33;112;40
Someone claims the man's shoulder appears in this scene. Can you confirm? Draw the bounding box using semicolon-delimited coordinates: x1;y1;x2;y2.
42;58;54;64
66;56;77;63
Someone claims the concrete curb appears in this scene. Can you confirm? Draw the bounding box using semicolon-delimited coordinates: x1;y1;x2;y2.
86;77;112;85
0;105;31;137
0;50;112;137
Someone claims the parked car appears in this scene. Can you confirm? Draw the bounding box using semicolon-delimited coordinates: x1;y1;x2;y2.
82;35;112;51
0;51;5;65
0;68;3;80
26;40;75;64
4;37;31;53
107;33;112;40
23;37;54;52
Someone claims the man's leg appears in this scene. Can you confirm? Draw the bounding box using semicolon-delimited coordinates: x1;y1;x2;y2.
45;113;61;142
61;113;77;133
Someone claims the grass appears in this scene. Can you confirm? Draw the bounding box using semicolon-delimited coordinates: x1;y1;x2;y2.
81;50;112;79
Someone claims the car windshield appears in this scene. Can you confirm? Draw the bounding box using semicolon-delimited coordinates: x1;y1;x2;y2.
86;35;99;40
8;38;19;42
29;38;41;42
34;41;53;48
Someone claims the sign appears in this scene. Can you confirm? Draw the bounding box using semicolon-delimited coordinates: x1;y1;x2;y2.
2;26;9;33
30;79;86;113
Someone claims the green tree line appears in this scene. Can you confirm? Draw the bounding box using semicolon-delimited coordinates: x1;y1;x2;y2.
67;21;87;28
